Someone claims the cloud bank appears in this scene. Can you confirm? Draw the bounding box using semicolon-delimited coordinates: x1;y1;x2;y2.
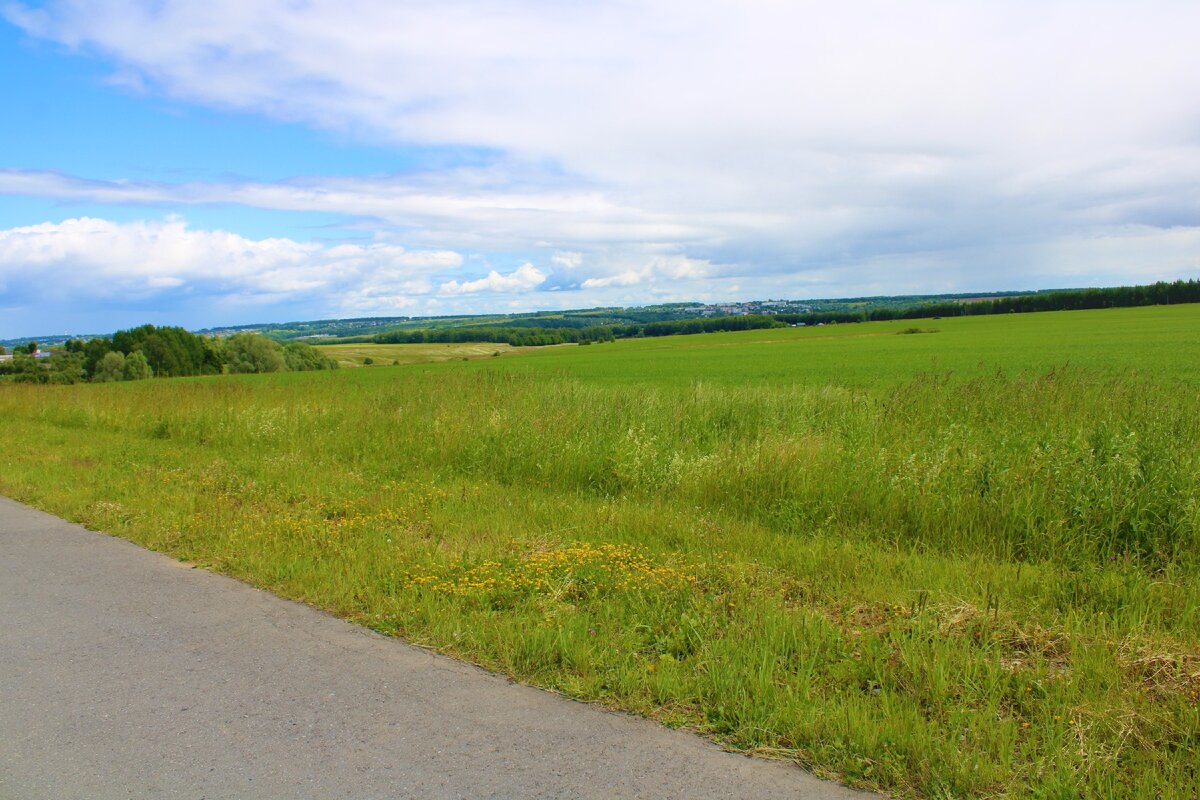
0;216;465;311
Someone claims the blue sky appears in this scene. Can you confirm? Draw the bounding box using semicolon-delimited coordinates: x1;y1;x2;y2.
2;0;1199;338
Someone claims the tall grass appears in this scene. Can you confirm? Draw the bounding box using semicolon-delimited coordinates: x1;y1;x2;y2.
2;323;1198;797
41;366;1191;570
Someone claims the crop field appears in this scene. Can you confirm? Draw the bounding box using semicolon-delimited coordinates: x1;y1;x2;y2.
1;304;1198;798
484;305;1200;385
315;341;524;367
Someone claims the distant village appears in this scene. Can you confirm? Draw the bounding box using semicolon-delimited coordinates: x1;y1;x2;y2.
695;299;813;317
0;345;47;363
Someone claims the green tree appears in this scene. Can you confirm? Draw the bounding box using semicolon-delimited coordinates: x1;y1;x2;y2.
282;340;337;371
202;336;226;374
122;351;153;381
8;355;45;383
225;333;285;374
139;333;185;377
111;324;215;376
46;351;85;384
94;351;126;382
81;338;113;378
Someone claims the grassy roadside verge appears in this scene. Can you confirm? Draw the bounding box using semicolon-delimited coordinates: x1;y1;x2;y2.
2;327;1198;797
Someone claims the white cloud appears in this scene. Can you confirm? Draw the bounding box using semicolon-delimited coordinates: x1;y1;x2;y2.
582;271;642;289
0;216;464;309
579;256;714;289
552;251;583;269
13;2;1200;180
440;262;547;294
0;168;723;253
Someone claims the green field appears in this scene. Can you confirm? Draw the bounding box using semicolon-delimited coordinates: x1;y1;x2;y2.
482;305;1200;385
2;304;1198;798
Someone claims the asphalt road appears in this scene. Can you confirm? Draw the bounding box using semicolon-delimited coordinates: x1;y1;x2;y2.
0;495;874;799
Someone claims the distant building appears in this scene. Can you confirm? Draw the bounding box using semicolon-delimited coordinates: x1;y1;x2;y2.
0;348;44;360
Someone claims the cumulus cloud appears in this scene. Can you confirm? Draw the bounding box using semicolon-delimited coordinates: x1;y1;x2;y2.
440;263;547;294
0;216;471;311
4;0;1200;316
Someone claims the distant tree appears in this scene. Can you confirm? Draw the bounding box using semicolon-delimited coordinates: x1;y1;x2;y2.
139;333;186;377
122;351;153;381
81;338;113;378
362;356;374;365
282;340;338;371
0;344;5;355
46;352;85;384
14;341;38;356
225;333;285;374
8;355;45;383
94;351;126;382
202;336;226;374
111;324;215;376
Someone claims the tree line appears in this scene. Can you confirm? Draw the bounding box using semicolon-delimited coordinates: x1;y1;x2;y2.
777;279;1200;325
0;325;337;385
4;279;1194;383
877;279;1200;320
361;280;1200;347
364;314;785;347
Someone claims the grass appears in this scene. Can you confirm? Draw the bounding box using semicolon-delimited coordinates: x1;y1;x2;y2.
2;304;1199;798
477;305;1200;386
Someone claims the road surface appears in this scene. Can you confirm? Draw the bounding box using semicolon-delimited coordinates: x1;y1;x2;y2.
0;495;873;799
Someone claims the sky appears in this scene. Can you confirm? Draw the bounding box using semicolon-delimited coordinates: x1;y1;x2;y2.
1;1;1199;338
